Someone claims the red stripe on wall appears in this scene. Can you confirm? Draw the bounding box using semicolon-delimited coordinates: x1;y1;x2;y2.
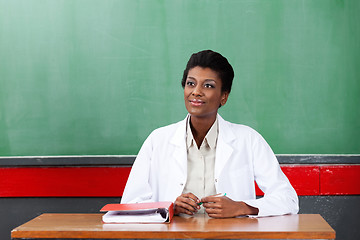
0;167;131;197
255;165;320;196
283;165;321;195
320;165;360;195
0;165;359;197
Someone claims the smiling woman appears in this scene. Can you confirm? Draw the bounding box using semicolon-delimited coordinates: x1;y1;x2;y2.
120;50;299;218
184;66;229;135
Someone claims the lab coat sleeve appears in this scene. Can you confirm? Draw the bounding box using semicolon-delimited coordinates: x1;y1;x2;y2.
120;132;154;203
242;131;299;217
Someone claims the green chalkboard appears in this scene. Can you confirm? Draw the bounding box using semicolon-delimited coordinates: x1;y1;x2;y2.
0;0;359;156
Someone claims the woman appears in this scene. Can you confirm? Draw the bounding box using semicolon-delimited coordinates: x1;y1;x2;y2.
121;50;299;218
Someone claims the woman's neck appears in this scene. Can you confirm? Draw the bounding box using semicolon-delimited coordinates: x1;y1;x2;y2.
189;115;217;148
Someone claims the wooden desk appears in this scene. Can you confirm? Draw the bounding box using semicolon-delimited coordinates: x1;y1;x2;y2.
11;213;335;239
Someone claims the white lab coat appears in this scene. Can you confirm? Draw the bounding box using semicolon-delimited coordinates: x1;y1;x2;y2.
121;114;299;217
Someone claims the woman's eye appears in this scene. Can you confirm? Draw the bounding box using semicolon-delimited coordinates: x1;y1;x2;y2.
205;83;215;88
186;81;195;86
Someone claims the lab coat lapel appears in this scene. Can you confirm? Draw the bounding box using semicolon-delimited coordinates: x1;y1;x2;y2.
169;116;188;179
215;115;235;179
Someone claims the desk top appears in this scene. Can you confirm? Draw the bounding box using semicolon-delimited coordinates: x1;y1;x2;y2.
11;213;335;239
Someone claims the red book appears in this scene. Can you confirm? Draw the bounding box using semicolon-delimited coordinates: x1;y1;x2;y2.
100;201;174;223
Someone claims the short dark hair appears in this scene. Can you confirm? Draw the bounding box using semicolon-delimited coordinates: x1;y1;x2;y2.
181;50;234;93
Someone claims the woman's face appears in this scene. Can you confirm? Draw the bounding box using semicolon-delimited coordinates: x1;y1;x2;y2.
184;66;229;120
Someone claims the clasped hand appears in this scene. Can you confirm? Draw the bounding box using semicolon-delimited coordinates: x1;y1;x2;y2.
174;192;257;218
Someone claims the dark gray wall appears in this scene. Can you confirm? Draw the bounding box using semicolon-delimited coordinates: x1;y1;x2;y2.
299;196;360;240
2;196;360;240
2;197;120;240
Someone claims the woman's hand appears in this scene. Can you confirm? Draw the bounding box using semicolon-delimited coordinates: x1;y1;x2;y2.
174;192;201;215
201;194;259;218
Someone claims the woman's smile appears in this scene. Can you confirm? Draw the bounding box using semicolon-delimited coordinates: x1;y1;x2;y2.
189;98;205;106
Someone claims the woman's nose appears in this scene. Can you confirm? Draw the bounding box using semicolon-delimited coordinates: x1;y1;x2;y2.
192;85;203;96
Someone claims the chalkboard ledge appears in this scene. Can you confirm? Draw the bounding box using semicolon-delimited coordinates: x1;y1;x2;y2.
0;154;359;167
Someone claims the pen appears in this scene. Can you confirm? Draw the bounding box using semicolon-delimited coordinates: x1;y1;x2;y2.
197;193;226;205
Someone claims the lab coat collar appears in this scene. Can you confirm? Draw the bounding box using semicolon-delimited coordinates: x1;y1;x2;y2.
215;114;235;179
169;115;188;181
170;115;188;147
169;114;235;182
171;114;228;147
217;114;236;143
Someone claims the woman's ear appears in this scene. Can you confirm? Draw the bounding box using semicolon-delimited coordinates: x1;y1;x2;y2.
220;91;229;106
